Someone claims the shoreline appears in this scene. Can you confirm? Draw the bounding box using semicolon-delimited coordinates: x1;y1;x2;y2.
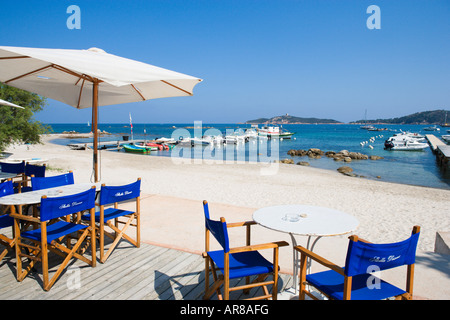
50;131;450;191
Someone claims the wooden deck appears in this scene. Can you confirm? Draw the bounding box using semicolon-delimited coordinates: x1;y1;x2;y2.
0;239;294;300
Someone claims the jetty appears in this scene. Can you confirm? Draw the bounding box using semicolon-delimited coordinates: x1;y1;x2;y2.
425;134;450;169
67;139;147;151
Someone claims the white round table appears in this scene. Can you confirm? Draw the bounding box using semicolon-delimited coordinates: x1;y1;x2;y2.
0;183;102;207
253;205;359;297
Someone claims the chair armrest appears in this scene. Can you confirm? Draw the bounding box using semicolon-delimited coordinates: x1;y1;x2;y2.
226;221;257;228
229;241;289;254
294;245;345;276
10;213;41;224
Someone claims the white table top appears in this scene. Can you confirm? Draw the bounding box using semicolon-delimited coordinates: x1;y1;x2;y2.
0;172;18;181
0;182;101;206
253;204;359;237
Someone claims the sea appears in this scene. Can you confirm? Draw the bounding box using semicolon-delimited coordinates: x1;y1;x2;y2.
46;123;450;190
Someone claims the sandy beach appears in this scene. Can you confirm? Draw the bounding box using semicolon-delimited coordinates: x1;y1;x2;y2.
3;133;450;300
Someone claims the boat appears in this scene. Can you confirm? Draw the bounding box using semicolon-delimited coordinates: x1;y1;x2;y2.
384;136;429;151
423;125;440;131
441;135;450;143
367;127;388;131
155;137;177;144
243;128;258;139
257;126;295;138
177;137;210;146
392;131;426;142
122;144;153;154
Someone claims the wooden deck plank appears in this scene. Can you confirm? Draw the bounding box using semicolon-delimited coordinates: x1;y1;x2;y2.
0;240;294;300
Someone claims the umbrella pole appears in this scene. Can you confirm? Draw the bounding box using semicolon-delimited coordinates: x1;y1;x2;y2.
92;80;99;182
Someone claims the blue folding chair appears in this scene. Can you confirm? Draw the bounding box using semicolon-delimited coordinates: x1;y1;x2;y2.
1;161;26;193
202;200;289;300
0;180;15;261
0;161;25;175
81;178;141;263
11;187;97;291
31;171;74;191
295;226;421;300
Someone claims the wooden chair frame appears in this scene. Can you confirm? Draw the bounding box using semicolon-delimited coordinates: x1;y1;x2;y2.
203;206;288;300
295;226;421;300
0;221;15;261
11;188;97;291
94;180;141;264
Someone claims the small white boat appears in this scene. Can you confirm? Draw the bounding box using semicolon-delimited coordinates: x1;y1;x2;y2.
384;137;428;151
155;137;177;144
392;131;426;142
441;135;450;143
243;128;258;139
257;126;295;138
178;137;210;146
423;125;440;131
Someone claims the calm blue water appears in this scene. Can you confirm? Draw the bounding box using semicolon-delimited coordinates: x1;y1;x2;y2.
47;123;450;190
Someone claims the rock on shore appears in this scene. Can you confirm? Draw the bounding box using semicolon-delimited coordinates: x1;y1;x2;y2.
287;148;383;162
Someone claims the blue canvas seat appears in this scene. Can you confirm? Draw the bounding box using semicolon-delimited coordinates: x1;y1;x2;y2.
0;180;15;261
31;171;74;191
202;200;288;300
295;226;421;300
81;178;141;263
12;187;97;291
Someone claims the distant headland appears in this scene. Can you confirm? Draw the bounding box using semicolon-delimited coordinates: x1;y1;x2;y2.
351;109;449;125
245;114;342;124
246;110;449;125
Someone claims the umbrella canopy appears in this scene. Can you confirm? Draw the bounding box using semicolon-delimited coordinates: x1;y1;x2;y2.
0;45;203;181
0;98;24;109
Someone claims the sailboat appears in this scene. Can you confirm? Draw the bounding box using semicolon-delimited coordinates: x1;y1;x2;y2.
360;109;374;130
441;111;450;128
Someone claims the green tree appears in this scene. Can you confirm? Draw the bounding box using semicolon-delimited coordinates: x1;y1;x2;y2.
0;84;50;152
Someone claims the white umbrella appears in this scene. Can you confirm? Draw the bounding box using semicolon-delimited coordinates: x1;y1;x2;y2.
0;46;203;181
0;98;24;109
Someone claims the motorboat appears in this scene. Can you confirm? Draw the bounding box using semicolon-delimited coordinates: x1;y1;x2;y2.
155;137;177;144
392;131;426;142
423;125;440;131
203;135;224;145
441;135;450;143
384;136;429;151
367;127;388;131
177;137;210;146
243;128;258;139
257;126;295;138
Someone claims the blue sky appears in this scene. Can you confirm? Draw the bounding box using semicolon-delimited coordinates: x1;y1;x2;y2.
1;0;449;123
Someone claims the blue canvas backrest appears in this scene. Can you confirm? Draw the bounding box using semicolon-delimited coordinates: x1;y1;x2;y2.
344;231;420;277
25;163;46;178
39;188;96;222
1;161;25;174
0;180;14;197
31;172;74;191
203;201;230;253
99;179;141;206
